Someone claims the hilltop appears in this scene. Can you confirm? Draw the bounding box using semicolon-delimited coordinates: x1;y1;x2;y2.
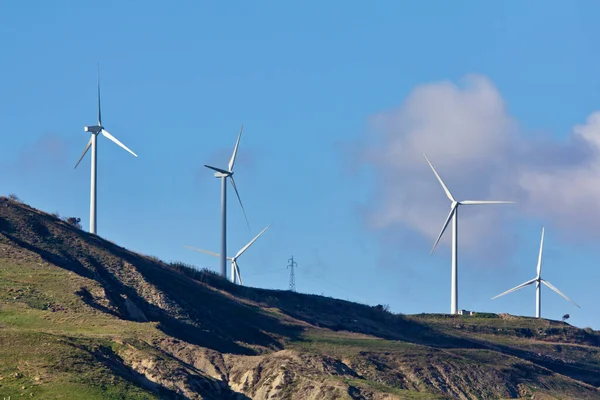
0;196;599;399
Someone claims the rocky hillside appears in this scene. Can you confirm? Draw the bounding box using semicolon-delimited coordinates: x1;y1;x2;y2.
0;196;599;399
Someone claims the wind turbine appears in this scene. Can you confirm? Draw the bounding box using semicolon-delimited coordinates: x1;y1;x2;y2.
491;227;580;318
424;154;514;315
204;125;250;279
74;66;138;235
187;224;271;285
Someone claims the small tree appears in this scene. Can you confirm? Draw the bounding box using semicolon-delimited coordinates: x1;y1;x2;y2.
375;304;391;313
8;193;20;202
64;217;82;229
562;314;570;322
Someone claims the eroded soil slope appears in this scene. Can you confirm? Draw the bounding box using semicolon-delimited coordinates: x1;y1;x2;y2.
1;197;599;399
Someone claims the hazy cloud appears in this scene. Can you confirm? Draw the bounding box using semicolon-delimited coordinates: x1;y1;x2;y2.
355;74;600;260
7;133;71;173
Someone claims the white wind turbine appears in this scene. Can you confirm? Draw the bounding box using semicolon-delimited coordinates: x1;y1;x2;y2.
491;227;580;318
424;154;514;315
204;125;250;279
187;224;271;285
75;66;138;235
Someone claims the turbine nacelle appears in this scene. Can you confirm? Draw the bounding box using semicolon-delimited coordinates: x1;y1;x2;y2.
424;153;515;255
84;125;103;134
205;164;233;178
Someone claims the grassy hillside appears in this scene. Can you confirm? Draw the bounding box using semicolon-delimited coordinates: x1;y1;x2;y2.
0;196;599;399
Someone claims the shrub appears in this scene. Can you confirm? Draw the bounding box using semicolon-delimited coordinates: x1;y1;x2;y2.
374;304;391;314
475;312;499;319
63;216;82;229
8;193;20;202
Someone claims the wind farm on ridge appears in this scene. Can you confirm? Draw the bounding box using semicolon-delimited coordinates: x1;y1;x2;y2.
3;4;600;397
60;66;583;321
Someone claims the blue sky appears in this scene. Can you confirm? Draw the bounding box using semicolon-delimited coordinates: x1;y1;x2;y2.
2;1;600;329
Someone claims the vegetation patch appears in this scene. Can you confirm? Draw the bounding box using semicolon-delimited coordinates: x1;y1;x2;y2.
343;378;446;399
290;329;419;357
0;330;157;399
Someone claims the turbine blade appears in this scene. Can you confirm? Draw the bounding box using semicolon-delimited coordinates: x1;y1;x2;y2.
97;63;102;126
541;280;580;308
229;176;250;230
185;246;220;258
431;205;457;254
491;278;537;300
460;200;515;205
537;227;545;278
204;165;230;175
101;129;138;157
229;125;243;172
423;153;455;202
235;261;243;285
235;223;272;259
74;136;93;169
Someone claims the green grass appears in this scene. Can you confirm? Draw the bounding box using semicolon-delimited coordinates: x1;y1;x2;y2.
0;258;159;340
342;378;446;400
0;304;158;339
0;259;164;399
0;330;157;399
289;329;420;357
0;260;87;311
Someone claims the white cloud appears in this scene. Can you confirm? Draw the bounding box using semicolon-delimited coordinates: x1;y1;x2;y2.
518;112;600;232
358;74;600;259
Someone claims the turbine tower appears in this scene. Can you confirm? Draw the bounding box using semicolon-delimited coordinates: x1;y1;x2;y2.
187;224;271;285
204;126;250;279
491;227;580;318
75;65;138;234
424;154;514;315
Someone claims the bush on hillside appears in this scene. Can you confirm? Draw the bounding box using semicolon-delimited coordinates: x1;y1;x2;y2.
374;304;391;314
8;194;20;202
63;216;82;229
475;312;499;319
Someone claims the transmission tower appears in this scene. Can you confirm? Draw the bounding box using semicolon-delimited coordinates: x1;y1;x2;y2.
287;256;297;292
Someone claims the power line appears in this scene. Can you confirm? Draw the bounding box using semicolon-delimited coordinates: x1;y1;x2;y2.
300;269;371;305
244;268;287;277
287;255;297;292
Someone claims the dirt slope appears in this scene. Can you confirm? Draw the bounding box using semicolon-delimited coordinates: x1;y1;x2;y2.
0;196;599;399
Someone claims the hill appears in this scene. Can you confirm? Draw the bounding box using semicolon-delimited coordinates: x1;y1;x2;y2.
0;196;599;399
